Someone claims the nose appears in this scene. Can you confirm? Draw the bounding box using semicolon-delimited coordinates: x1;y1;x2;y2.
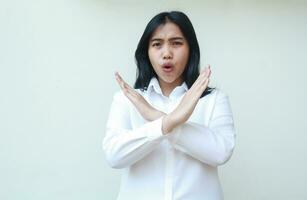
162;45;172;59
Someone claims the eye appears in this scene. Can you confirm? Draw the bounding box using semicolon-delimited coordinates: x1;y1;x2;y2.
172;41;182;46
152;43;161;47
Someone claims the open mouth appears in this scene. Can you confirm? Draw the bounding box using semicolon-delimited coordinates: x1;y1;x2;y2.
162;64;173;72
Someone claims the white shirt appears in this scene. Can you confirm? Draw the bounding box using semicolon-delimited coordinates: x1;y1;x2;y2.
103;76;236;200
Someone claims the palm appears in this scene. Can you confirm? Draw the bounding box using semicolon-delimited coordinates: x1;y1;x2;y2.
114;72;164;121
171;65;211;125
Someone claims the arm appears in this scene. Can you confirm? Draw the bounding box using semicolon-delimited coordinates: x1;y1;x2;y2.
168;90;236;167
102;91;172;169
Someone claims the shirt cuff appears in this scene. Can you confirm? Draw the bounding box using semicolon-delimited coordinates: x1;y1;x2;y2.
145;116;176;141
167;125;182;145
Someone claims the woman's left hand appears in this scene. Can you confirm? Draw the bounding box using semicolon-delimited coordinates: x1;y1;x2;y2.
161;65;211;134
114;71;165;121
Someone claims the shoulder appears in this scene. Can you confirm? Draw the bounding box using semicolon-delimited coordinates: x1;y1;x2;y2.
204;87;227;98
211;88;233;110
204;88;230;104
215;88;229;99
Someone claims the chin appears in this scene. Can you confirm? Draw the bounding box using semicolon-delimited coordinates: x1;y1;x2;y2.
158;73;180;83
161;77;178;83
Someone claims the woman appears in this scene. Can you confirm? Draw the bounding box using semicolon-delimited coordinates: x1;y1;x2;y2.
103;11;236;200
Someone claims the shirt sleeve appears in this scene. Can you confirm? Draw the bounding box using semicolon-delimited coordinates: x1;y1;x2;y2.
168;90;236;167
102;90;171;169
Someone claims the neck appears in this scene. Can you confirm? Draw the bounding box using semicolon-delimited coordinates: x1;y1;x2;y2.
158;77;183;97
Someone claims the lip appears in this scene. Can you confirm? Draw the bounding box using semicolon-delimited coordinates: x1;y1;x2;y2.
162;63;174;73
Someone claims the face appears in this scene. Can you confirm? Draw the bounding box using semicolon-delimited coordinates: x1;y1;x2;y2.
148;22;190;87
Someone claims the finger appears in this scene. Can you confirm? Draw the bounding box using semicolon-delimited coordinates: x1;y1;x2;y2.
197;66;210;83
190;68;207;91
200;65;211;78
201;78;210;90
115;71;122;83
115;72;139;100
123;87;142;107
199;69;211;84
200;67;206;74
120;79;137;98
116;77;125;91
205;64;211;75
123;88;134;101
206;68;211;78
199;76;209;86
115;72;124;89
196;67;208;83
123;83;138;99
116;72;135;91
190;65;211;92
115;72;131;90
115;72;127;84
204;65;212;78
193;78;209;97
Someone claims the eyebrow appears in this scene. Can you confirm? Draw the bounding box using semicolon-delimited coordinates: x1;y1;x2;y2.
150;37;185;43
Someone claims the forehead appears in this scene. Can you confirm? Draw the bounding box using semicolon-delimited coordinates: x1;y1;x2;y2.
150;22;184;39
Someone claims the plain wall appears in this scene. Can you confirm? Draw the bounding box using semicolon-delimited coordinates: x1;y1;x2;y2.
1;0;306;199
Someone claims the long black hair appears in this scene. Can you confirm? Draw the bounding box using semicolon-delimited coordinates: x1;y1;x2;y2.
134;11;215;98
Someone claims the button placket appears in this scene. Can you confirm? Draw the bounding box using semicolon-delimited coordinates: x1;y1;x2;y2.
164;97;174;200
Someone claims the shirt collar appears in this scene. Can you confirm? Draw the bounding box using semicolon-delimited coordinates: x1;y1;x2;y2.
147;76;188;97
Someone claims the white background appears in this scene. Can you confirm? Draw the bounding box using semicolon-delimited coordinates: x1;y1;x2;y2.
1;0;306;199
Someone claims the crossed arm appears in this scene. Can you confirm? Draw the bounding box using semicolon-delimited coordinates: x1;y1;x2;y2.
114;65;212;134
103;65;235;168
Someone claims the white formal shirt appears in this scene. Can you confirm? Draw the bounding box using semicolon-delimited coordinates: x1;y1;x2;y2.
103;76;236;200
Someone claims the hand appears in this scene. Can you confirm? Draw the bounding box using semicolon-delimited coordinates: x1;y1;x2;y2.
114;71;165;121
162;65;211;133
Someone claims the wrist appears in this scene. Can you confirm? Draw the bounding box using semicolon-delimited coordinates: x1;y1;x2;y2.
155;110;166;119
148;110;165;121
161;113;176;135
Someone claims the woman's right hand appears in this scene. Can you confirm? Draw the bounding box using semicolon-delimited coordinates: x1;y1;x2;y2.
162;65;211;134
115;71;166;122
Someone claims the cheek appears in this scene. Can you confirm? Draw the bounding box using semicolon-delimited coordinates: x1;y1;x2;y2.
148;50;159;64
178;48;189;64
